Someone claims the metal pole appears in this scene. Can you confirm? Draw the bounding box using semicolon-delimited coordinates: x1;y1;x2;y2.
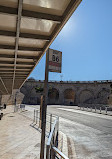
40;49;49;159
95;107;96;112
14;95;16;112
34;109;35;123
100;107;101;114
40;95;43;129
36;110;38;124
50;114;52;133
105;107;107;115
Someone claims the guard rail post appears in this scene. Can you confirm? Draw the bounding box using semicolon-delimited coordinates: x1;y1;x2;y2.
105;107;107;115
100;107;101;114
83;106;84;111
80;105;81;110
50;114;52;133
95;107;96;112
87;107;88;111
36;110;38;124
33;109;35;123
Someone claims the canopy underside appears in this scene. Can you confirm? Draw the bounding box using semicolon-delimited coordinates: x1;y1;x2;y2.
0;0;82;94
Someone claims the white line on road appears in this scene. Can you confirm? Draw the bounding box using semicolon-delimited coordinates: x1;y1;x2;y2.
57;108;112;120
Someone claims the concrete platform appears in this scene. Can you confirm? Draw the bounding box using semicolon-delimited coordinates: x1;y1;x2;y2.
0;106;41;159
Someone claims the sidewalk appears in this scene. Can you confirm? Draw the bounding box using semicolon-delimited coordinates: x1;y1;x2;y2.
0;105;41;159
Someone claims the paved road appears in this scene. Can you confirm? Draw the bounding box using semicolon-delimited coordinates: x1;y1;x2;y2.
46;105;112;159
26;105;112;159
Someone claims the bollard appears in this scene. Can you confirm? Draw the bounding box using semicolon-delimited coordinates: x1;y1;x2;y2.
36;110;38;124
100;107;101;114
34;109;35;123
87;107;88;111
83;106;84;111
105;107;107;115
95;107;96;113
50;114;52;133
91;107;92;112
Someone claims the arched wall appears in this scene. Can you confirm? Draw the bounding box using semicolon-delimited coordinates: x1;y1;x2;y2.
20;81;111;105
63;88;75;105
48;88;59;104
96;88;110;104
78;89;94;104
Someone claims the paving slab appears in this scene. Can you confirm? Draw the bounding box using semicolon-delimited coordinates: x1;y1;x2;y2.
0;106;41;159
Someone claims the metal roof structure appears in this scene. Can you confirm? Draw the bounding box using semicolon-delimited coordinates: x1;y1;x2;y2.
0;0;82;95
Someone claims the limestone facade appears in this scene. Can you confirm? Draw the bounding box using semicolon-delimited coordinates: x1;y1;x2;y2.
20;79;112;105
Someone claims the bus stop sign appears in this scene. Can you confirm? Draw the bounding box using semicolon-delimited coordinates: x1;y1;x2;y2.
48;48;62;73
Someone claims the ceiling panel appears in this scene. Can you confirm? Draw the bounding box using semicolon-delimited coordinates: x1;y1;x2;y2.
0;0;82;94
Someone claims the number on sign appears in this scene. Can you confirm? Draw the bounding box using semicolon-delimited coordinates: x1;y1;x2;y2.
52;55;59;62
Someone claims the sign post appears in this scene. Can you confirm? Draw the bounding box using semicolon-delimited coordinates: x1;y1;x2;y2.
40;48;62;159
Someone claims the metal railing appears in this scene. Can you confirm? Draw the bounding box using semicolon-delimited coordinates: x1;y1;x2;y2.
32;109;69;159
46;115;69;159
46;116;59;159
32;109;57;137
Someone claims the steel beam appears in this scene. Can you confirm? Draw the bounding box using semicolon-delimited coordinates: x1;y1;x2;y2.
22;10;62;23
0;44;43;51
0;30;50;40
0;54;40;60
0;70;29;72
0;77;9;94
0;65;33;69
0;61;34;65
0;5;62;22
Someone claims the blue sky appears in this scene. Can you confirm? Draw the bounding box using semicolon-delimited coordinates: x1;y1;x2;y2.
29;0;112;81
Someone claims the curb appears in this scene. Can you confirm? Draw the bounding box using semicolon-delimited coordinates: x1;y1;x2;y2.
58;131;77;159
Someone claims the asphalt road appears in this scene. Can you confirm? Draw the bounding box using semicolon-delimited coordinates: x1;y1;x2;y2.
46;105;112;159
25;105;112;159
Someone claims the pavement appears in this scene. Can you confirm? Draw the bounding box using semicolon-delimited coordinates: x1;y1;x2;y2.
0;105;72;159
2;104;111;159
0;105;41;159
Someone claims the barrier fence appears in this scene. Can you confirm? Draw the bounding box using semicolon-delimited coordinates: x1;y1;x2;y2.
78;104;112;116
32;109;69;159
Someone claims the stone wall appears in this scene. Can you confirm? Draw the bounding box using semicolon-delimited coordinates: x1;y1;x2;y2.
20;80;111;106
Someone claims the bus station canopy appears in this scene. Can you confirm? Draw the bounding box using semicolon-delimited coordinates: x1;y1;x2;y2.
0;0;81;95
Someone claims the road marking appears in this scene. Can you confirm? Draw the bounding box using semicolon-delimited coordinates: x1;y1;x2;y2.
57;108;112;120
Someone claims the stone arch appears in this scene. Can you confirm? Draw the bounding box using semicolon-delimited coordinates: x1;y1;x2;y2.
28;86;41;105
20;85;38;104
97;88;110;104
48;88;59;104
79;89;94;104
64;89;75;105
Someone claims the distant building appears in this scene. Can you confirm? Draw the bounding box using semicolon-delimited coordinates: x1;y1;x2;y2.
20;79;111;106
